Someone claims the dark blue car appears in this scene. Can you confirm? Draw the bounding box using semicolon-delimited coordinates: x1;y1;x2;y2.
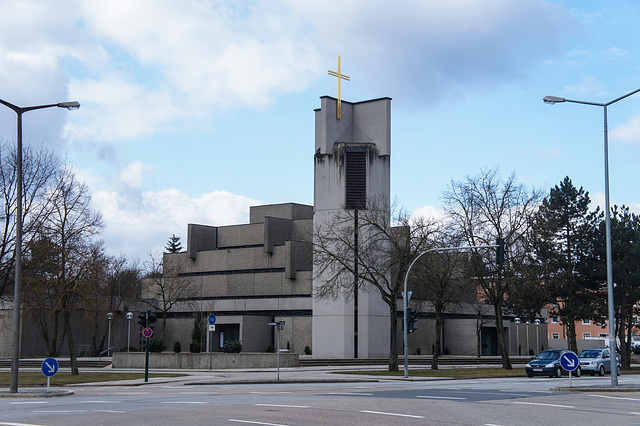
526;349;581;378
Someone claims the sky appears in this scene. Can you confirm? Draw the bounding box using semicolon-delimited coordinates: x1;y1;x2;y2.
1;0;639;261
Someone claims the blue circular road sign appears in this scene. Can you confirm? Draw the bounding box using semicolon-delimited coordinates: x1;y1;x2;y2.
208;314;216;325
560;351;579;371
41;358;59;377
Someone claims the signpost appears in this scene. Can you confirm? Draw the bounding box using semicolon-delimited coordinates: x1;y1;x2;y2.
560;351;579;387
41;358;59;392
268;321;285;380
208;314;216;370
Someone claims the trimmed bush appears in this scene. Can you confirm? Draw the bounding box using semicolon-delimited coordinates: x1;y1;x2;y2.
222;340;242;353
149;339;167;353
304;346;311;355
173;341;182;353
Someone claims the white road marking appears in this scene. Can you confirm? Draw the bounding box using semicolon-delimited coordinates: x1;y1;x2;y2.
0;422;46;426
255;404;310;409
250;391;291;394
361;410;425;419
417;395;466;400
9;401;48;405
228;420;289;426
327;392;373;396
513;402;575;408
161;401;207;404
81;401;122;404
590;394;640;402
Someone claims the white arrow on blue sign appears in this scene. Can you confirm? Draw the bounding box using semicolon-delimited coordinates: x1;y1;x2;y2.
41;357;59;377
560;351;579;371
208;314;216;325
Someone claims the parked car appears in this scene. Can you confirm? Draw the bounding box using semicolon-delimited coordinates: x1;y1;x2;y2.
526;349;581;378
578;348;621;376
631;335;640;354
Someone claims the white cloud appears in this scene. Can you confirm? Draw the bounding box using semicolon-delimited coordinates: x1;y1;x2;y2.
94;186;260;259
67;74;180;143
611;114;640;144
119;162;156;189
411;204;446;222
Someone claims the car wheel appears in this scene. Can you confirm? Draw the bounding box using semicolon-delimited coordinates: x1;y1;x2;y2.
574;367;581;377
598;365;605;376
554;367;562;378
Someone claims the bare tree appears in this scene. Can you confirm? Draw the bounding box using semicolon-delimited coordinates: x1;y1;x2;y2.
22;165;104;374
0;141;60;297
411;227;474;369
443;168;542;369
313;198;437;371
142;251;196;341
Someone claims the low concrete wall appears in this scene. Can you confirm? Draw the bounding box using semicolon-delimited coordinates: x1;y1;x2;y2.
112;352;299;369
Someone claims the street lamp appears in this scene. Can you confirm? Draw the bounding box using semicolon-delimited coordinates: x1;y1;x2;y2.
543;88;640;386
107;312;113;356
0;97;80;394
534;319;541;354
126;312;133;352
526;320;530;356
514;318;521;356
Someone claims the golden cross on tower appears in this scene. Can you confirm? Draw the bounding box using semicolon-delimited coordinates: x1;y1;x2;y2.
328;56;350;119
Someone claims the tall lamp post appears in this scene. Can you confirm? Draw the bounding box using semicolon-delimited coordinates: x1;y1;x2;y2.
126;312;133;352
0;98;80;394
107;312;113;356
534;319;541;354
543;88;640;386
514;318;521;356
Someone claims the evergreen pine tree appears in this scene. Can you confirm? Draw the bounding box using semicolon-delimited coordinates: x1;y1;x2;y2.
165;234;183;253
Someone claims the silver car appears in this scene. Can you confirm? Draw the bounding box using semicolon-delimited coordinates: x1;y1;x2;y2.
578;348;621;376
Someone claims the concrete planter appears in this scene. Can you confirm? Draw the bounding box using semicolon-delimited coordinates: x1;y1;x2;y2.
112;352;299;369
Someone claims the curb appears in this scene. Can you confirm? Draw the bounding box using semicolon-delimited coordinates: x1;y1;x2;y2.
0;389;74;398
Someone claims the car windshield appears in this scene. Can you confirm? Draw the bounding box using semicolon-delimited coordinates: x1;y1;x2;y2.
579;350;601;359
535;351;561;360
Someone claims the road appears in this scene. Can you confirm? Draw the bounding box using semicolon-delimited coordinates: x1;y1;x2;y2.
2;373;640;425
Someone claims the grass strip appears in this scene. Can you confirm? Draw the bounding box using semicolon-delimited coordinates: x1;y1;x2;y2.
0;372;185;386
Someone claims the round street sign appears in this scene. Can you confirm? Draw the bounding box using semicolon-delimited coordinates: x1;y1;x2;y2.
208;314;216;325
143;327;153;338
41;358;59;377
560;351;579;371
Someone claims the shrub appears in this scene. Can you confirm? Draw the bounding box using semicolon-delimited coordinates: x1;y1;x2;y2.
173;341;182;353
149;339;167;353
266;345;275;353
304;345;311;355
222;340;242;353
190;340;201;353
416;347;422;355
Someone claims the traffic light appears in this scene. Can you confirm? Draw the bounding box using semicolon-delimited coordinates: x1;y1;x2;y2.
138;312;147;327
148;310;157;324
496;238;505;264
407;308;419;334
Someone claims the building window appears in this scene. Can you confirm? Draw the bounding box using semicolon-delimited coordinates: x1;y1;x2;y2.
551;316;559;324
582;319;590;325
599;333;607;338
582;333;591;339
345;149;367;209
552;333;559;339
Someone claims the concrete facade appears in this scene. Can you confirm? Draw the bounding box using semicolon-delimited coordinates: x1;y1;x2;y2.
312;97;392;358
153;202;314;355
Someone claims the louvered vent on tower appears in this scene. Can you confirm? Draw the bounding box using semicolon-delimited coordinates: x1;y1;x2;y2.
345;149;367;210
